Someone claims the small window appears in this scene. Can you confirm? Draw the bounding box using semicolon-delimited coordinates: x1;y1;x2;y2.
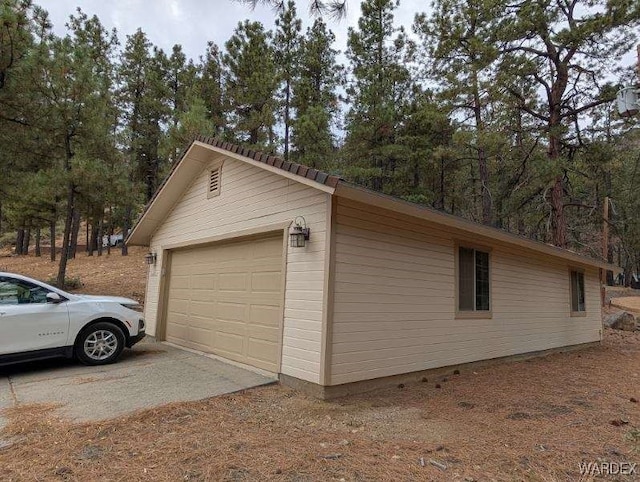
208;167;221;198
570;270;586;313
458;246;491;312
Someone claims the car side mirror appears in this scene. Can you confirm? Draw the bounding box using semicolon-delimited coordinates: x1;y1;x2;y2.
46;292;63;304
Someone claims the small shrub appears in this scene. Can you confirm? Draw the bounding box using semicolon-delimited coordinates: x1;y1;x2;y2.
48;276;83;290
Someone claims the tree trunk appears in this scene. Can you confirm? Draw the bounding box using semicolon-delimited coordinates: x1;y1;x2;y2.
471;66;492;226
435;157;445;210
478;148;491;225
56;183;75;288
121;206;131;256
106;207;112;256
549;174;567;248
50;218;56;262
35;227;41;257
88;222;98;257
97;215;103;257
15;228;24;255
547;59;569;248
284;79;291;161
69;209;81;259
85;222;90;253
22;227;30;255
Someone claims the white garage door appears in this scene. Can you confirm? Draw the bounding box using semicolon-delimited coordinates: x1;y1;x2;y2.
165;234;284;372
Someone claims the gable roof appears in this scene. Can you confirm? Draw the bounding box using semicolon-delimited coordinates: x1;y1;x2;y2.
127;136;617;272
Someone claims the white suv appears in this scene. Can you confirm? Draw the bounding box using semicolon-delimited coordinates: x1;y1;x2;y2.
0;273;145;366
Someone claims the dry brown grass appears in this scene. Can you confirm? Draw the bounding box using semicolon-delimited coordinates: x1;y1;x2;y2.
0;247;147;304
1;329;639;481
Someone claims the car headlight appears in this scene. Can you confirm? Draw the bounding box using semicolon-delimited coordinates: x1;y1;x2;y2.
121;303;143;313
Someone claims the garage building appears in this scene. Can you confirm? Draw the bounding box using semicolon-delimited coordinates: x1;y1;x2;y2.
127;137;612;397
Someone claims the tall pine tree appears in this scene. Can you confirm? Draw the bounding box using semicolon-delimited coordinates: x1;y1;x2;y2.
290;18;342;169
223;21;277;149
343;0;413;192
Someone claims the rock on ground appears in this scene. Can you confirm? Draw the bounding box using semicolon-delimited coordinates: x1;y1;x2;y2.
604;311;638;331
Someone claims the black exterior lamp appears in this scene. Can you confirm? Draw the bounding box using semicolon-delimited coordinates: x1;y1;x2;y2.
289;216;310;248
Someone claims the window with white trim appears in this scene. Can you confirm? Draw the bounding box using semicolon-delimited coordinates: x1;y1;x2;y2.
570;270;586;312
458;246;490;312
207;167;221;198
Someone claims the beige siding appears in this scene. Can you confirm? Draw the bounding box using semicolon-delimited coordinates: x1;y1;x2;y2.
144;155;329;383
330;198;602;385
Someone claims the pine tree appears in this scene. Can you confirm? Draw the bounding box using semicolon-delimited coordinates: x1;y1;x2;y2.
496;0;640;247
343;0;413;192
196;41;225;133
290;18;342;169
118;29;170;204
29;10;120;285
223;20;278;149
414;0;503;225
274;0;301;160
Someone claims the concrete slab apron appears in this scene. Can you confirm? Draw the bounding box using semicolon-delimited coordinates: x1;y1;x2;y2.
2;344;276;423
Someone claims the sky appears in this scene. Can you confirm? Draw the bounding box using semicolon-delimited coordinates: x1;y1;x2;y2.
35;0;425;63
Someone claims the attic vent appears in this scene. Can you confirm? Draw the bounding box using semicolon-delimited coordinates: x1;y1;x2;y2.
208;168;221;198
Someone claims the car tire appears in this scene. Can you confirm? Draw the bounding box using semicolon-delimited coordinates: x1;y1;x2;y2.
75;322;126;366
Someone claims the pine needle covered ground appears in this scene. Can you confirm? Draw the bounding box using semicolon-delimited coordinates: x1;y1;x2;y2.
0;248;639;480
0;330;638;481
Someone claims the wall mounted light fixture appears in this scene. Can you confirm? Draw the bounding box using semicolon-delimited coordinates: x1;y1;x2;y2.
144;252;157;266
289;216;310;248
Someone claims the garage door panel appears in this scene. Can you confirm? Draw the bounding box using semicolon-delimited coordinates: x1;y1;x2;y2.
248;324;280;343
189;301;215;318
219;272;249;291
217;301;247;321
168;286;191;299
247;339;279;365
254;238;282;257
249;304;281;327
188;326;214;345
215;332;244;355
169;275;191;288
190;274;216;289
251;271;282;292
166;322;188;341
189;289;214;302
165;234;284;372
167;298;189;314
217;318;246;336
187;313;214;328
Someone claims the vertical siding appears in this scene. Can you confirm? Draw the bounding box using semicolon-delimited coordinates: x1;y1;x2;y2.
330;198;602;385
144;156;329;384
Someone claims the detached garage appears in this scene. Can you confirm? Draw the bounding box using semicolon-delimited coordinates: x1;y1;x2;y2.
127;136;614;397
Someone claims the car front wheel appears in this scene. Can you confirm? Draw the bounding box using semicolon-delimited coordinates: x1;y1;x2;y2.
75;322;125;365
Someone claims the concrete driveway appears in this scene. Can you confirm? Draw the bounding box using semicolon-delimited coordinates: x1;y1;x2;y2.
0;339;276;429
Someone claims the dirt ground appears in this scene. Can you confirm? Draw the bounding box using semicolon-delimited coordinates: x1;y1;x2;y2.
0;329;637;481
0;251;639;480
0;247;148;304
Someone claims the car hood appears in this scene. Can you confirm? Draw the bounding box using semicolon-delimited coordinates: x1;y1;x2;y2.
76;294;139;305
